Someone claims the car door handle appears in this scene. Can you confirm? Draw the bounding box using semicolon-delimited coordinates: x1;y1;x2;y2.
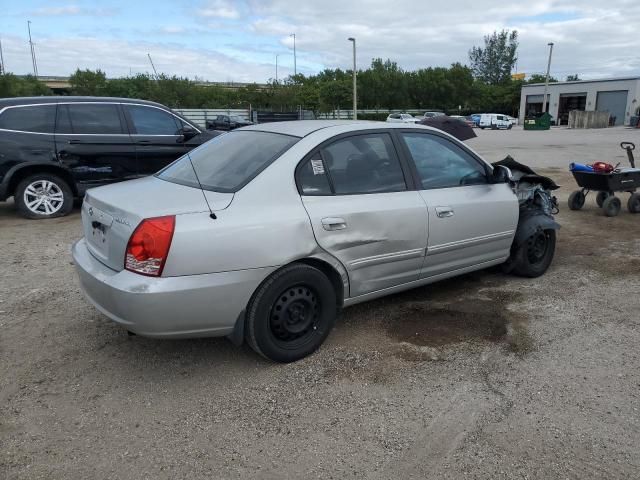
435;206;454;218
321;217;347;231
68;139;82;144
136;140;151;145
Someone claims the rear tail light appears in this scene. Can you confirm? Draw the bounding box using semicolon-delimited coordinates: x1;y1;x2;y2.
125;216;175;277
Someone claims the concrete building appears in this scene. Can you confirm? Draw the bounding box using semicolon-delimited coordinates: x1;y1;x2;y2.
520;77;640;126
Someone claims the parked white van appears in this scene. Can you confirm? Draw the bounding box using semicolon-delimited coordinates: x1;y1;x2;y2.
479;114;512;130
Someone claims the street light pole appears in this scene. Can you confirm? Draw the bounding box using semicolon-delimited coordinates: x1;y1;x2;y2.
275;54;279;84
542;42;554;115
290;33;296;76
348;37;357;120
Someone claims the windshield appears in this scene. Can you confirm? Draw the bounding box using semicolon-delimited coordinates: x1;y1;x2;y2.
230;115;243;122
157;130;299;193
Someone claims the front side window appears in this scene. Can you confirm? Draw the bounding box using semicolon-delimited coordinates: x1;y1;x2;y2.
127;105;180;135
321;133;406;195
157;130;298;193
63;103;124;134
401;133;488;189
0;105;56;133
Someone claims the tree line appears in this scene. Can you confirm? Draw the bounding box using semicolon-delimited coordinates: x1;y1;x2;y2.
0;30;576;117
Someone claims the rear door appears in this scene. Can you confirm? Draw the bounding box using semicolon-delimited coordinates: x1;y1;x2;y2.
123;104;194;176
55;102;137;187
297;131;428;297
398;131;518;278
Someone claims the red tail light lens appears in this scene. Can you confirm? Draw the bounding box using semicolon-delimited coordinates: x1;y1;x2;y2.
125;216;175;277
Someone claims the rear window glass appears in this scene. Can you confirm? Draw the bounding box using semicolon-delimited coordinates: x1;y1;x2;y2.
157;131;298;193
0;105;56;133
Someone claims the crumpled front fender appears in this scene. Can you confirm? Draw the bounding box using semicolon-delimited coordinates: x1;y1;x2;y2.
513;211;560;248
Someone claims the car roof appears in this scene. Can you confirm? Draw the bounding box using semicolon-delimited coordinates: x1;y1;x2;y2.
239;119;455;139
0;96;169;109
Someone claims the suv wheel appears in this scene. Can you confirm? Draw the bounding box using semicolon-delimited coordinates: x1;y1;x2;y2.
246;264;337;363
15;174;73;219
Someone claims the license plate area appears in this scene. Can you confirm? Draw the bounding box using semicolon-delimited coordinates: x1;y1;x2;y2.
83;203;113;259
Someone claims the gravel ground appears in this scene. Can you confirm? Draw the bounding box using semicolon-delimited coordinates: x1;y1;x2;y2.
1;126;639;479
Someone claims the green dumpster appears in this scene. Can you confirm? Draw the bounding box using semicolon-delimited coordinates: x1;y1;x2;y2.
524;112;551;130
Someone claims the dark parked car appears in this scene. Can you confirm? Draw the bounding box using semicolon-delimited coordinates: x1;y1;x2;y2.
0;96;222;218
206;114;253;131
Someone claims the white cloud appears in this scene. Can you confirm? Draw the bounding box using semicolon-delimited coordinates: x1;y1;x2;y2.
31;5;115;16
198;0;240;19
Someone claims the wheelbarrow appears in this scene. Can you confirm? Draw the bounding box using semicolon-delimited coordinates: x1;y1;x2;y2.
568;142;640;216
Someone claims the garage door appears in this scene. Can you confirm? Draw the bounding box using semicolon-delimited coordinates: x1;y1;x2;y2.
596;90;628;126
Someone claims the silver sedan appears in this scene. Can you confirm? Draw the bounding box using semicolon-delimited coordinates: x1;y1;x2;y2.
73;121;557;362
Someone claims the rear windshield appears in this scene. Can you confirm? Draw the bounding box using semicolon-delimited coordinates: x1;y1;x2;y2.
157;130;299;193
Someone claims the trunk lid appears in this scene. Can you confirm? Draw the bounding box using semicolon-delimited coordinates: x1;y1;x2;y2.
82;176;233;271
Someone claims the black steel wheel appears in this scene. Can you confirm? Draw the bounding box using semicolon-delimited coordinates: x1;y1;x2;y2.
246;264;337;362
602;196;621;217
568;190;585;211
511;229;556;278
596;191;610;208
627;193;640;214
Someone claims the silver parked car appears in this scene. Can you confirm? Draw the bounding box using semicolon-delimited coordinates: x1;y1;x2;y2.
386;113;419;123
73;121;558;362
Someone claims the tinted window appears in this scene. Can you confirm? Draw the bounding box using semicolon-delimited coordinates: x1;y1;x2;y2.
0;105;56;133
66;103;124;134
321;133;406;195
401;133;487;189
158;131;298;193
296;153;332;195
128;105;180;135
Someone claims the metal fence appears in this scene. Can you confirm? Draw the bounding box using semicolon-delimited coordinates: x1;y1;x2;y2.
173;108;250;128
315;109;432;119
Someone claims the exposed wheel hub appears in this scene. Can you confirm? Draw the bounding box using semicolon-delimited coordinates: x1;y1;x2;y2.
528;231;548;263
270;285;318;341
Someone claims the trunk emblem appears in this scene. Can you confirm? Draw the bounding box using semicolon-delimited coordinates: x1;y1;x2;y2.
88;207;93;216
115;218;131;227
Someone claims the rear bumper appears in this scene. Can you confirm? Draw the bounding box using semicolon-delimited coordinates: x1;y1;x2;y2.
72;238;275;338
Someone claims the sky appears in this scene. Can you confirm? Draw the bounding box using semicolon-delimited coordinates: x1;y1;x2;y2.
1;0;639;82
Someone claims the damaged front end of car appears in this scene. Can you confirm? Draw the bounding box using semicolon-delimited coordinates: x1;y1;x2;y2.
494;156;561;277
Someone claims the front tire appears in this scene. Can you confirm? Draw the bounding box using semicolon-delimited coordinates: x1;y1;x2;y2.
568;190;585;210
246;264;337;362
511;229;556;278
15;174;74;219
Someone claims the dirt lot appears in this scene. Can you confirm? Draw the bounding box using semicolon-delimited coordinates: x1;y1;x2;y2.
1;126;639;479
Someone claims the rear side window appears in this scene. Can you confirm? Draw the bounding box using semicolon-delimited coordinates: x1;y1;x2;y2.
60;103;124;134
0;105;56;133
296;153;332;195
157;130;298;193
127;105;180;135
321;133;406;195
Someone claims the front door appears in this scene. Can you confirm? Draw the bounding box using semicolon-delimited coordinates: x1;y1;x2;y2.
398;131;518;278
297;132;428;298
55;102;137;187
123;104;193;176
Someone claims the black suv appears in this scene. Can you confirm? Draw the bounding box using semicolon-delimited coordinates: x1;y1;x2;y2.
0;97;221;219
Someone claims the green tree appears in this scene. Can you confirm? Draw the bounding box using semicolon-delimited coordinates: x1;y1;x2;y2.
69;69;108;95
527;73;558;84
566;74;580;81
0;73;51;97
469;30;519;84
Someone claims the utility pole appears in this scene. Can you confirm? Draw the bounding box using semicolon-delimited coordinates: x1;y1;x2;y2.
147;53;159;80
348;37;357;120
542;42;554;115
27;21;38;77
275;54;279;83
290;33;296;76
0;36;5;74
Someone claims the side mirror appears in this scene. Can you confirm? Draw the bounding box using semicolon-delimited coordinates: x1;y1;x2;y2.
492;165;513;183
180;125;198;140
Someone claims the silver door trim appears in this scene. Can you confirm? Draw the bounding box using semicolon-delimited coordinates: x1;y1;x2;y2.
349;247;425;270
427;230;515;255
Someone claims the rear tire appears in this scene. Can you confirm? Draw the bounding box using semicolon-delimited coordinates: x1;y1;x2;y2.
568;190;585;210
627;193;640;213
602;196;621;217
596;191;610;208
15;173;74;219
245;264;337;363
511;229;556;278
